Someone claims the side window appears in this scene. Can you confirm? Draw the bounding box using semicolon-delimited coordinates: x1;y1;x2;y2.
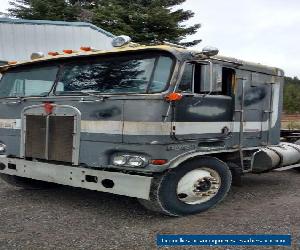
149;56;173;92
221;67;235;96
177;63;235;96
177;63;194;92
198;65;235;96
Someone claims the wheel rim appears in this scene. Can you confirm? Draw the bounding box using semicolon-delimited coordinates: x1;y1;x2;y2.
176;168;221;205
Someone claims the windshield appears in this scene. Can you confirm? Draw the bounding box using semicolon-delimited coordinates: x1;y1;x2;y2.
0;66;58;98
0;52;174;98
56;54;173;94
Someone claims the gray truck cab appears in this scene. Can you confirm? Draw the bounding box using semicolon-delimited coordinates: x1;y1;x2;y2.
0;38;299;216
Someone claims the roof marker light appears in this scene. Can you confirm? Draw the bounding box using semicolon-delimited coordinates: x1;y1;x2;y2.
48;51;59;56
80;46;92;52
63;49;73;54
8;61;17;65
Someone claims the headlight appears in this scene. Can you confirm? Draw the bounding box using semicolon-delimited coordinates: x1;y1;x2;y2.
111;154;148;168
112;155;127;166
128;157;145;167
0;143;6;154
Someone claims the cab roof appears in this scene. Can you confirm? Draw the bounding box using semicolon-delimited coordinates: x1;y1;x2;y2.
0;44;283;77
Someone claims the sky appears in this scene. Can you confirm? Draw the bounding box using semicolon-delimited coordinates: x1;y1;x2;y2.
0;0;299;77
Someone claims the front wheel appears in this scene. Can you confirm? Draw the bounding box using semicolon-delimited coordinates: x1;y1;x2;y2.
139;157;232;216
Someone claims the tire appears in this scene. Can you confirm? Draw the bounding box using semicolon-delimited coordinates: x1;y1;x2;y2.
227;162;243;186
0;174;58;190
292;140;300;172
139;157;232;216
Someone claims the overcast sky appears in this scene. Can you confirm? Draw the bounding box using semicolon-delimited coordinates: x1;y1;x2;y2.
0;0;299;77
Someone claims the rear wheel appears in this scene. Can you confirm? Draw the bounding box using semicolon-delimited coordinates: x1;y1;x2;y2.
0;174;58;190
139;157;232;216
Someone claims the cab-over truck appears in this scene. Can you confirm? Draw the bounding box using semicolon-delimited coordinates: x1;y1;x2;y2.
0;36;299;216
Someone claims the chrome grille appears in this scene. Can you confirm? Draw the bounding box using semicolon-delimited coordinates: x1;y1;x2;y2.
25;115;74;163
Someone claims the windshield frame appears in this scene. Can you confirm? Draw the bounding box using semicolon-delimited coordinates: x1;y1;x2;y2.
53;50;176;96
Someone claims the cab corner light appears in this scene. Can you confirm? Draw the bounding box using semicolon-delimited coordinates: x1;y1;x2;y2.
165;92;183;102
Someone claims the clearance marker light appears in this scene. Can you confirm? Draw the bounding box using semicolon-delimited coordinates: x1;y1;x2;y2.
48;51;59;56
80;46;92;52
8;61;17;65
63;49;73;54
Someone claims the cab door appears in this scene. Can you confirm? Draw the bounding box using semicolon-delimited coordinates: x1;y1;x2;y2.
172;62;235;142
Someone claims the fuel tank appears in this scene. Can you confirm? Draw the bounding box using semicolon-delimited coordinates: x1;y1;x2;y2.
252;143;300;173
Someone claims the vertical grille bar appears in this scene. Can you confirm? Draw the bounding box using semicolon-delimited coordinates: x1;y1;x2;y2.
45;116;50;160
25;115;46;159
48;116;74;163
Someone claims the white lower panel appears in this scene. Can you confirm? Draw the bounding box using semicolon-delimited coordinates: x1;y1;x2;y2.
0;158;152;200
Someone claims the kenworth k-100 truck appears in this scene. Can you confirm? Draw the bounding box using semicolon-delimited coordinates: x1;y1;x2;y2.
0;36;299;216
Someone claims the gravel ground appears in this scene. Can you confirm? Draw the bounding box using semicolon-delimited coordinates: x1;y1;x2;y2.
0;169;299;250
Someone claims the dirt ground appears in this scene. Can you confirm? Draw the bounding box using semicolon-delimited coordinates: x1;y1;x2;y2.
0;169;299;250
281;114;300;129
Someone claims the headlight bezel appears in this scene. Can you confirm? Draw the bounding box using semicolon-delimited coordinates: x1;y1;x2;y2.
111;153;149;168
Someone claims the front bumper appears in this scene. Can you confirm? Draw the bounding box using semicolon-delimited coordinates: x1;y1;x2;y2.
0;157;152;200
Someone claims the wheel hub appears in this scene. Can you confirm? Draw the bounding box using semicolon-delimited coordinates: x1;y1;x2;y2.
177;168;221;205
194;178;212;192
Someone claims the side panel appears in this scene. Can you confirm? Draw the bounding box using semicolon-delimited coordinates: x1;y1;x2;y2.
122;99;173;144
234;70;283;147
171;94;235;147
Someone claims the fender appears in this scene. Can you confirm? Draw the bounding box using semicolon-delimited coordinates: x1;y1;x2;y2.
167;148;239;169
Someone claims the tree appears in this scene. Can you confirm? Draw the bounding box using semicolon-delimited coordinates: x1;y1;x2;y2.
7;0;201;46
283;77;300;114
91;0;201;46
8;0;81;21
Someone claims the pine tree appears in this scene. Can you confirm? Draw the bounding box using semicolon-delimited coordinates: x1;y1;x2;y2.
283;77;300;114
8;0;81;21
7;0;201;46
